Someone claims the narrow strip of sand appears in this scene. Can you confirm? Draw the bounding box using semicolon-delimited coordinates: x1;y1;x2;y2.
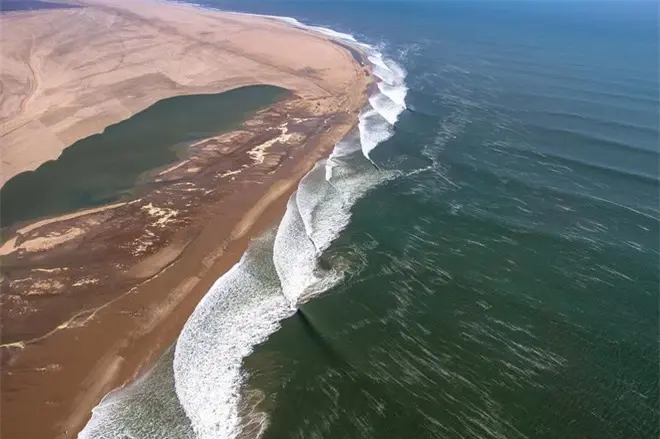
0;1;371;438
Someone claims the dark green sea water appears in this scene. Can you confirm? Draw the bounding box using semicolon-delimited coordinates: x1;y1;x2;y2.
80;1;658;438
1;86;286;228
237;1;658;438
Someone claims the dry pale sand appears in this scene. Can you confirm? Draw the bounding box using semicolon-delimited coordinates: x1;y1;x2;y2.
0;201;127;255
0;0;362;186
0;1;370;438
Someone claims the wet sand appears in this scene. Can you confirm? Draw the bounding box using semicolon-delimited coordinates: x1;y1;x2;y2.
0;0;370;438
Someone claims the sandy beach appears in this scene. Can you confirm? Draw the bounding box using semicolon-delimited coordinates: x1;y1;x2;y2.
0;0;370;437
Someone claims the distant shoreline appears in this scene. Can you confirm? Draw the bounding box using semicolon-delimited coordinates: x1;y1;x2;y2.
0;1;371;438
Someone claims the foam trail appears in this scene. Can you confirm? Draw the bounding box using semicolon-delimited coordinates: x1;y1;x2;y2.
308;25;359;42
369;93;402;125
361;53;408;159
275;191;344;306
264;14;408;162
326;134;362;193
174;230;292;439
79;347;195;439
79;10;408;439
174;138;394;439
379;82;408;107
261;14;359;43
359;108;394;159
297;160;343;251
172;13;408;439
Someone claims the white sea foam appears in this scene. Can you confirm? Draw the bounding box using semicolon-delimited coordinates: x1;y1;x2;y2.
359;108;394;158
369;92;402;125
308;25;359;42
274;190;343;305
264;15;359;43
368;54;408;127
79;347;196;439
80;10;409;439
362;51;408;159
171;15;409;439
369;53;396;82
265;14;408;162
173;151;393;439
298;154;394;256
174;231;293;439
379;81;408;107
297;160;348;253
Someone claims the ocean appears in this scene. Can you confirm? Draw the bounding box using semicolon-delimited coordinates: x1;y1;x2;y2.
80;1;659;438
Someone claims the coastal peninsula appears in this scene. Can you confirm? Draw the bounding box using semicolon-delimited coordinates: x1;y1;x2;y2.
0;1;370;438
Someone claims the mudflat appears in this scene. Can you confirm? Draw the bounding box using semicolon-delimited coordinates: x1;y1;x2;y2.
0;0;370;438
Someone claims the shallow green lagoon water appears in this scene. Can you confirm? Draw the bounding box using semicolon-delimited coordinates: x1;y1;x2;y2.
1;86;287;228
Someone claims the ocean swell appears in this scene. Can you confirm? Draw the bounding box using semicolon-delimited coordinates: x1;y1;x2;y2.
172;18;407;439
80;12;407;439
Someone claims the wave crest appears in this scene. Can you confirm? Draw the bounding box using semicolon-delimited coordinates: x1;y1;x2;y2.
81;12;409;439
173;16;408;439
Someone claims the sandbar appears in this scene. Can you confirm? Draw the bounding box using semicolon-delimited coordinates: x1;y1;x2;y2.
0;1;370;438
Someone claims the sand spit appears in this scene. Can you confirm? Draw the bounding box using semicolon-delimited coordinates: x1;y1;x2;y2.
0;0;365;186
0;1;370;438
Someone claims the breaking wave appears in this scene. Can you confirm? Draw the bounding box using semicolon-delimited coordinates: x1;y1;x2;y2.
263;16;408;161
80;13;406;439
173;17;406;439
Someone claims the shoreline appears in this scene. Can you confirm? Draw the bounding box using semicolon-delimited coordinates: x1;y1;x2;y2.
0;1;371;437
1;85;290;229
0;0;367;187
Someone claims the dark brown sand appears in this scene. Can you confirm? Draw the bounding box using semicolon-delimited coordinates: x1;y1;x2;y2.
0;1;370;438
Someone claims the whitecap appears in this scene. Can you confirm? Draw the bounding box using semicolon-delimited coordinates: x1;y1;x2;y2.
174;231;292;439
359;107;394;159
80;10;409;439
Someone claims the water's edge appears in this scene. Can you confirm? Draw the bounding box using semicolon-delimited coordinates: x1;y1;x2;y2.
79;10;408;439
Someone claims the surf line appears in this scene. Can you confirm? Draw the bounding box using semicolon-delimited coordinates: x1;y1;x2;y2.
177;13;409;437
261;14;408;169
157;10;411;439
76;6;412;439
